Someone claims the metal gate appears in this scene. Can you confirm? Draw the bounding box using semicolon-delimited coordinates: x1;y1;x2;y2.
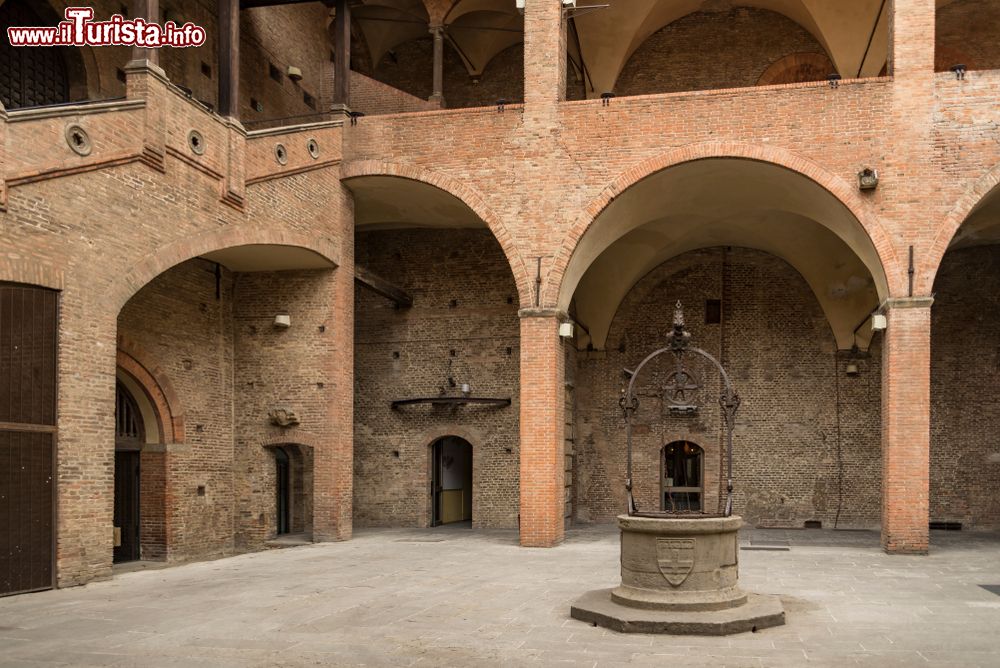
0;283;58;596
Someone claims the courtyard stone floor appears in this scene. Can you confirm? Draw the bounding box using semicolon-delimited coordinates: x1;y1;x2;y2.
2;525;1000;667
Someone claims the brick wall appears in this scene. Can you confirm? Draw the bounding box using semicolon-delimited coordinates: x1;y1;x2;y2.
574;248;882;528
118;259;237;561
354;229;520;528
931;246;1000;528
233;269;338;549
369;37;524;109
615;8;832;96
349;72;437;116
935;0;1000;72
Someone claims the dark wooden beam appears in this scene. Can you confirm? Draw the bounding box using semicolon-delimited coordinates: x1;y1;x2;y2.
333;0;351;106
355;265;413;308
218;0;240;118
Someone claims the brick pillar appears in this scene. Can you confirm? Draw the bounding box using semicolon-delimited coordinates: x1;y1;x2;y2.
314;186;354;542
881;297;933;554
523;0;566;116
519;309;566;547
889;0;935;77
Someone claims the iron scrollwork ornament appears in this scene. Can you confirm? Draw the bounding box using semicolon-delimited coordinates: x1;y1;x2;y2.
620;302;741;517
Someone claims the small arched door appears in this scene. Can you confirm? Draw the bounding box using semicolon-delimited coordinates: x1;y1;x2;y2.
431;437;473;526
114;381;144;563
662;441;704;512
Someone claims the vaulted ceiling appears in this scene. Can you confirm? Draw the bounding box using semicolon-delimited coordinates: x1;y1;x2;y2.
345;0;893;91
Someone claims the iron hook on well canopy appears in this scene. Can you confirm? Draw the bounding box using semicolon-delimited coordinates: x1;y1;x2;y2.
618;301;741;517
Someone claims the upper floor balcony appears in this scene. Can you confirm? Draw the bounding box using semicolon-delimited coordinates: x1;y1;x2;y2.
1;0;998;196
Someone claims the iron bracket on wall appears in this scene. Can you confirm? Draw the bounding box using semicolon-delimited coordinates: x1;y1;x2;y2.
391;396;511;410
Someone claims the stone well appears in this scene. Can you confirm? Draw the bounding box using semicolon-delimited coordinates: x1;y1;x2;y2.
570;515;785;635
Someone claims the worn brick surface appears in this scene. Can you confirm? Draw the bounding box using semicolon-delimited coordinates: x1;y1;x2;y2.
2;0;999;590
354;229;520;529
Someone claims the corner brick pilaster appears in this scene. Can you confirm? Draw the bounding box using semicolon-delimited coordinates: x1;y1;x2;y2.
124;59;168;172
0;101;7;211
881;296;934;554
519;308;566;547
314;184;355;542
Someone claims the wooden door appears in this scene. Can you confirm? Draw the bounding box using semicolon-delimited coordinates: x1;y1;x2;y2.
113;451;140;563
0;283;57;596
275;447;290;535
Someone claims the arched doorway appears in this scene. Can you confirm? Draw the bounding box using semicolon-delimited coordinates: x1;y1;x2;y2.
114;381;143;563
431;437;473;526
662;441;704;513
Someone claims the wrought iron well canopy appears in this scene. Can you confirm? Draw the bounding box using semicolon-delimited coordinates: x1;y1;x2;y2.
619;302;741;518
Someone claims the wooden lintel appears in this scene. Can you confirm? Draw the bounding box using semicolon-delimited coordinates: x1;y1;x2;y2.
355;265;413;308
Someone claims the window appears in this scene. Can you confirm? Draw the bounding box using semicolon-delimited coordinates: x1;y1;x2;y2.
269;62;283;83
662;441;703;512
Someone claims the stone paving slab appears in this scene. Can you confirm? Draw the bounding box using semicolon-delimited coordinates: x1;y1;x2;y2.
1;526;999;666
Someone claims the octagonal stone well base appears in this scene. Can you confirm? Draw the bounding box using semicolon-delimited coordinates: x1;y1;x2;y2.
570;515;785;635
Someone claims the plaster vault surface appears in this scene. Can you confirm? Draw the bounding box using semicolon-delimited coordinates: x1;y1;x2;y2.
1;526;999;667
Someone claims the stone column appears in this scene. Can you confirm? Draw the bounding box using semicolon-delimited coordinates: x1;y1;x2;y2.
429;24;445;107
881;297;933;554
217;0;240;118
519;309;566;547
333;0;351;108
131;0;159;66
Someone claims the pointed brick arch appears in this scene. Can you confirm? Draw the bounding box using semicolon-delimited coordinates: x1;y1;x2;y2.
549;141;902;307
341;159;531;305
116;337;185;445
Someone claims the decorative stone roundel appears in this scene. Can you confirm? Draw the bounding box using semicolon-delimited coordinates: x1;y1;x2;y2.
275;143;288;165
64;124;92;156
307;138;319;159
187;129;205;155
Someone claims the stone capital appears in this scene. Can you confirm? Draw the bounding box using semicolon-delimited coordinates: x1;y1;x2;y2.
518;307;568;321
880;296;934;311
123;59;169;83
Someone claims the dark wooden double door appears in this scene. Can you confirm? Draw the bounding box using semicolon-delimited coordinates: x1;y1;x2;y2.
0;284;57;596
113;451;141;563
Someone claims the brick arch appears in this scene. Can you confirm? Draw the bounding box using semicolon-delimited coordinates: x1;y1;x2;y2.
757;52;835;86
112;228;340;313
116;338;185;444
420;427;485;451
548;141;902;307
260;432;323;451
341;160;531;306
927;162;1000;294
